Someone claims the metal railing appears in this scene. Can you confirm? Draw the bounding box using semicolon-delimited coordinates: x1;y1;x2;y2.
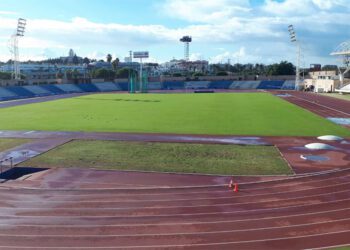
0;157;14;174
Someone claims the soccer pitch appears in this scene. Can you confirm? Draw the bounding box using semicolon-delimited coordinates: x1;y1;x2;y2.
0;92;349;137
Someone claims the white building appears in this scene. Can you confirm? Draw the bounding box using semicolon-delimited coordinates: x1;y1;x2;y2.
60;49;83;64
304;70;341;93
161;59;209;74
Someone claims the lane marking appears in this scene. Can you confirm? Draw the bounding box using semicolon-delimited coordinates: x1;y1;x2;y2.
290;94;350;117
0;217;349;237
1;188;350;212
0;229;350;249
0;197;349;219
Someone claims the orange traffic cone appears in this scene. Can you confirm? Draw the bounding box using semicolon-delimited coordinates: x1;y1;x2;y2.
228;179;233;188
233;183;238;192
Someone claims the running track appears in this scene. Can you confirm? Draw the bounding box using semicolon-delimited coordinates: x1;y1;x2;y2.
0;167;350;249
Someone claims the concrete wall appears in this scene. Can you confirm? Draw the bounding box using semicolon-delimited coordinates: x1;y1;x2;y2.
0;79;21;87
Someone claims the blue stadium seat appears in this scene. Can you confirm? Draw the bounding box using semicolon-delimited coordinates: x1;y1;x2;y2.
40;84;66;94
55;84;83;93
162;81;185;90
76;83;99;92
6;86;36;98
281;80;296;90
93;82;121;92
118;82;129;91
0;87;18;101
257;81;285;90
23;85;54;96
208;81;232;89
229;81;260;89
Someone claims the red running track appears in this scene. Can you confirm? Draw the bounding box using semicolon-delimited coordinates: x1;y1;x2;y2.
274;91;350;122
0;167;350;249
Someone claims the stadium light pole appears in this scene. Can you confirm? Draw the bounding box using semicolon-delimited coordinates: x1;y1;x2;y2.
180;36;192;61
288;25;301;91
9;18;26;80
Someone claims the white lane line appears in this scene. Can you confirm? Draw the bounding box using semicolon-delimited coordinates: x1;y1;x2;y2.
1;170;350;197
291;94;350;116
3;180;350;204
1;188;349;211
0;207;348;228
23;131;35;135
0;229;350;249
0;197;349;218
0;217;349;237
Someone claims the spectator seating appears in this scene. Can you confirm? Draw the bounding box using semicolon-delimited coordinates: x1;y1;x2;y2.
93;82;121;92
55;84;83;93
0;87;18;101
208;81;232;89
162;81;185;90
76;83;99;92
23;85;53;96
229;81;261;89
40;84;66;95
281;80;296;90
185;81;210;89
6;86;36;98
257;80;285;90
0;80;296;102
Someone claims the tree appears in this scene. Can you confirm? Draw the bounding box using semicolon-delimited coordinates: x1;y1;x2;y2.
106;54;112;63
72;55;80;65
65;70;73;80
116;67;137;79
83;57;91;64
322;65;338;71
192;72;204;77
216;71;228;76
0;72;12;80
56;71;64;79
92;68;115;80
267;61;295;75
112;58;120;70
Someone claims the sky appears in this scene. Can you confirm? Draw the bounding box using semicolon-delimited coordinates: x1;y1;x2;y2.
0;0;349;65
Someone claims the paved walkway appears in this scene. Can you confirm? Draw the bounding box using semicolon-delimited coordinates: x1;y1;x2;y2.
0;93;88;109
0;138;71;168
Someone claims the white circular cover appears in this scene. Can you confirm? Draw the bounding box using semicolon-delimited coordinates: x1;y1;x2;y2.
305;143;335;150
317;135;343;141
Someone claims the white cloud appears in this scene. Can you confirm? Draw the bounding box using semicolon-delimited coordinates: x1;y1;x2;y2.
262;0;349;16
0;11;18;16
210;47;259;64
189;53;203;61
0;0;349;65
160;0;251;23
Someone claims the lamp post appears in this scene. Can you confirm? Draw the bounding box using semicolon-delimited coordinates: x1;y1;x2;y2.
288;25;301;91
9;18;26;80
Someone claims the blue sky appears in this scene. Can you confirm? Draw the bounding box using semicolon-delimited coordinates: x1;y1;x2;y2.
0;0;349;65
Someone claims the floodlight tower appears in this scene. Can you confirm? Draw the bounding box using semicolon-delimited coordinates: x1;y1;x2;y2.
330;41;350;88
180;36;192;61
288;25;302;90
8;18;26;80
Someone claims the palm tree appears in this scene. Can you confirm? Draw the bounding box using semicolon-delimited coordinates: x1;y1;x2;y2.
112;58;120;70
106;54;112;63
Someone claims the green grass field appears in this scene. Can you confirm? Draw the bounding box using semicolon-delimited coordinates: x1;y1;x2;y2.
20;140;293;175
0;92;349;136
0;138;31;152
